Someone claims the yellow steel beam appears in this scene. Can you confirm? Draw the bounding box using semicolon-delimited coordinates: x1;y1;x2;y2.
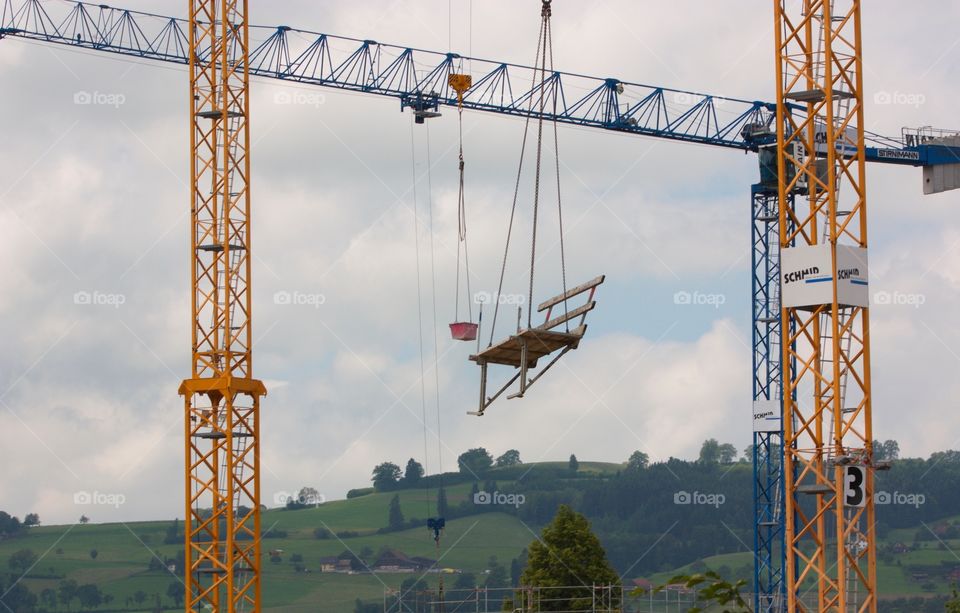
774;1;876;611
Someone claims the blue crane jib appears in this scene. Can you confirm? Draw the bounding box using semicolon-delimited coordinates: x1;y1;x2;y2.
2;0;959;169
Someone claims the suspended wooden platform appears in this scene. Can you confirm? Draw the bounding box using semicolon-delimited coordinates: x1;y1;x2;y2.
468;274;604;416
471;325;586;367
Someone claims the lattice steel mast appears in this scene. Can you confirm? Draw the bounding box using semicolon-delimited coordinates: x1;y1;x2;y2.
774;1;876;610
179;0;265;610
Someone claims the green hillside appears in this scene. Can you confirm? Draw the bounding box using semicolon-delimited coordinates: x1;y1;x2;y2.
0;510;529;612
0;479;537;612
3;458;960;612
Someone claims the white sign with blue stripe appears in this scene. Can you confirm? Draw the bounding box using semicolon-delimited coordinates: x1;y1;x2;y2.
752;399;781;433
781;244;869;309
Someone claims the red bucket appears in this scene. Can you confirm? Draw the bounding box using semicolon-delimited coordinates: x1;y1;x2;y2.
449;321;478;341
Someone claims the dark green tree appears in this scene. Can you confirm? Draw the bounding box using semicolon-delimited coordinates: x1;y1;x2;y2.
23;513;40;527
872;439;884;460
0;512;22;538
883;439;900;460
404;458;424;484
0;581;37;611
699;438;721;464
495;449;522;467
626;450;649;471
58;579;79;610
520;505;619;610
89;548;98;560
388;494;405;530
133;590;148;605
873;439;900;461
568;454;580;473
296;486;322;507
371;462;403;491
8;548;37;574
76;584;102;609
458;448;494;475
41;587;57;610
718;443;738;464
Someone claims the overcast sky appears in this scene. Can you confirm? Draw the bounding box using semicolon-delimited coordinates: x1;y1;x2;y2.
1;0;959;525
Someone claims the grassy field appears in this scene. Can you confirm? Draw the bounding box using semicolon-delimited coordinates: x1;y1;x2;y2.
260;481;479;536
2;471;958;611
0;479;536;612
0;511;531;612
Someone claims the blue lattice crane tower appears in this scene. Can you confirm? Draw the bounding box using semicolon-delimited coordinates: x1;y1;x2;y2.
741;122;790;613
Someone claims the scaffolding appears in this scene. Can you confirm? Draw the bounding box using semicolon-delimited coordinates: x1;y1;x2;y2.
381;583;755;612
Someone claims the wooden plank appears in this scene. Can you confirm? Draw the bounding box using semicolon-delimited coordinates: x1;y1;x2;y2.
536;301;595;331
537;275;605;312
522;325;585;343
469;326;585;367
470;341;546;366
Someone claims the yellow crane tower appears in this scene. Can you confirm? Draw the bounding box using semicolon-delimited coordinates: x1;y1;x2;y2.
179;0;265;610
774;1;876;611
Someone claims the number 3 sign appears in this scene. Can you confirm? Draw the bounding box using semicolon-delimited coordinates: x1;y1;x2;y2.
844;465;866;508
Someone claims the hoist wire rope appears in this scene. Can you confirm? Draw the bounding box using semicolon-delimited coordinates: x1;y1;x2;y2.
409;119;434;524
488;10;547;345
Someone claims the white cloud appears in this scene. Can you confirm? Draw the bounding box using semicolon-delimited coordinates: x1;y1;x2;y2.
0;0;958;525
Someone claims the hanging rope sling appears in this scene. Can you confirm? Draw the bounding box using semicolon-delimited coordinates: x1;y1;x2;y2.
467;0;604;417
